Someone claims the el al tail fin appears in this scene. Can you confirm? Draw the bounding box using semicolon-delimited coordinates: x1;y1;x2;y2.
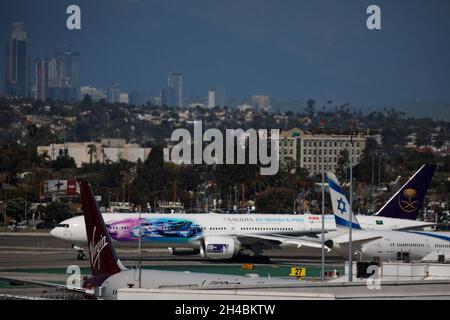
327;173;362;230
79;181;126;276
376;164;436;220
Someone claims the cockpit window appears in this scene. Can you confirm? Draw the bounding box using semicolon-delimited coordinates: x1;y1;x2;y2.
57;224;69;228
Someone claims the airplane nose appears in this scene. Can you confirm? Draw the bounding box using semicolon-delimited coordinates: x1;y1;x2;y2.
50;227;60;238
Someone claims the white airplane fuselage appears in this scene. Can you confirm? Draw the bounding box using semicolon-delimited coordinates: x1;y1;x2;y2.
329;230;450;262
99;269;299;299
51;213;336;248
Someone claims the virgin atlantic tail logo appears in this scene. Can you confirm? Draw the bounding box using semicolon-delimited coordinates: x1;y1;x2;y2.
89;226;108;270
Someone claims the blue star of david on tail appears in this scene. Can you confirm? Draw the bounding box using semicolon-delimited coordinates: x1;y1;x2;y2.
337;198;346;214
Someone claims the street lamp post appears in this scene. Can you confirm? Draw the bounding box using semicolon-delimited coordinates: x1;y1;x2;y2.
371;151;375;213
3;190;6;226
321;135;325;281
348;132;354;282
370;149;382;212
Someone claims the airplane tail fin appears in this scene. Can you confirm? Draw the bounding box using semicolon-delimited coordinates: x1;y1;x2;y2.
327;173;362;230
376;164;436;220
79;181;126;276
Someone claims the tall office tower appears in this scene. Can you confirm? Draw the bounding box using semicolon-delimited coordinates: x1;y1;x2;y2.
55;49;80;100
161;86;176;107
107;82;121;103
47;57;64;100
119;93;129;105
4;22;30;97
129;91;142;106
35;59;49;101
251;95;271;112
207;88;216;109
208;86;226;109
214;85;226;107
167;72;183;107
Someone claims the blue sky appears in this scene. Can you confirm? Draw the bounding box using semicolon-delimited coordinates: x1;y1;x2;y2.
1;0;450;106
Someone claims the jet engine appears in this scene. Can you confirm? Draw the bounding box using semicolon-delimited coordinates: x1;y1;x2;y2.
200;236;241;259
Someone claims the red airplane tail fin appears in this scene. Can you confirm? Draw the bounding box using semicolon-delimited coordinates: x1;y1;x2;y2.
79;181;125;276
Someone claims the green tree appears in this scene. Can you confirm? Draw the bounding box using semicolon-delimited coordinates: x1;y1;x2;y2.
42;202;73;224
256;187;295;213
87;144;97;164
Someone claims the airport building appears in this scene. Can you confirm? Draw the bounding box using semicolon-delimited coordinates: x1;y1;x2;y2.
37;138;151;167
279;128;381;175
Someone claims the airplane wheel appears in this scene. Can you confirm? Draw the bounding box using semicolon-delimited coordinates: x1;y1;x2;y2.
77;253;87;260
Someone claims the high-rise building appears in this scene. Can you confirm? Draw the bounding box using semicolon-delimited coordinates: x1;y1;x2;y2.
80;86;105;101
4;22;30;97
207;89;215;109
167;72;183;107
251;95;270;112
34;48;80;101
35;59;49;101
129;91;142;106
207;85;226;108
161;86;176;107
107;82;121;103
214;85;226;107
119;93;129;105
55;49;80;100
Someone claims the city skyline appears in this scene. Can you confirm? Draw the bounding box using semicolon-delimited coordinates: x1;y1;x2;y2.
1;1;450;107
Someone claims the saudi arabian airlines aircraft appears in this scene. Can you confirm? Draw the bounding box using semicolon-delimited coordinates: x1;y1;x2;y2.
346;164;436;231
2;181;302;300
51;165;435;260
51;202;337;261
325;172;450;262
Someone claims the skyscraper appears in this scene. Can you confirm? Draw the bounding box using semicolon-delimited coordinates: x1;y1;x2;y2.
35;59;49;101
4;22;30;97
207;88;216;109
251;95;271;112
35;49;81;101
54;49;80;100
107;82;121;103
161;86;176;107
167;72;183;107
208;85;226;108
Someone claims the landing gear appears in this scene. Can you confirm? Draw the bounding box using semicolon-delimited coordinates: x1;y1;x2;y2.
72;244;86;260
77;252;87;260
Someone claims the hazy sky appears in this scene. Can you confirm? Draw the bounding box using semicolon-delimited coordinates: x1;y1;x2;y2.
1;0;450;106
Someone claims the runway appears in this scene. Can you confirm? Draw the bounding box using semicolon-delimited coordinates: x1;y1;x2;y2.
2;233;450;300
0;232;344;298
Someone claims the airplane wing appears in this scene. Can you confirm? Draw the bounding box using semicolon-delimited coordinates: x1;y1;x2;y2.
330;236;383;253
421;251;449;262
234;233;331;252
0;276;93;295
394;223;436;231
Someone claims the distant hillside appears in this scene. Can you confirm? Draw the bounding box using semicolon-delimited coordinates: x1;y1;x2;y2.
270;100;450;121
393;101;450;121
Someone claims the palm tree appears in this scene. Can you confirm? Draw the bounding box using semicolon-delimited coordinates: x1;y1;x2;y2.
87;144;97;164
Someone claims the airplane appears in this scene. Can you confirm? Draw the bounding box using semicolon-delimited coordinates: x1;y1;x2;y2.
1;181;307;300
51;165;435;260
346;164;436;231
51;201;337;261
324;172;450;262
